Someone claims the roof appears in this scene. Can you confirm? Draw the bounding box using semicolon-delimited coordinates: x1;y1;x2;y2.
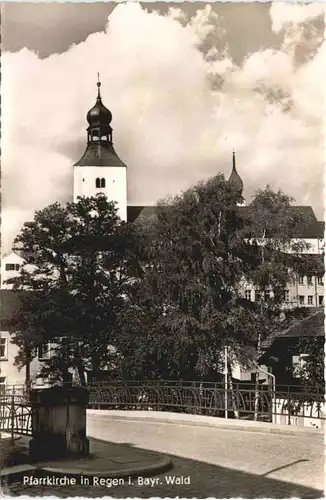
74;143;126;167
127;206;156;223
239;205;324;239
279;309;324;339
261;308;324;351
1;251;23;260
127;205;324;240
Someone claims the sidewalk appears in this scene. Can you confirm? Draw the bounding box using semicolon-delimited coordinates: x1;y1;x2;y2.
0;437;172;486
87;409;325;438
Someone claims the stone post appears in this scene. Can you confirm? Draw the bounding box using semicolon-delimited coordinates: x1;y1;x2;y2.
29;386;90;461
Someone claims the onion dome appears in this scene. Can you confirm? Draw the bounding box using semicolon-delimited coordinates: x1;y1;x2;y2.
87;80;112;126
228;150;243;196
74;76;126;168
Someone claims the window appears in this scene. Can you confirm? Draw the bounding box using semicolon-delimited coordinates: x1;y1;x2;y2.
0;338;7;359
283;290;290;302
292;354;308;378
299;295;305;305
100;178;105;188
307;295;313;305
307;276;313;286
319;295;324;306
255;290;262;302
317;276;324;285
5;263;20;271
0;377;6;394
95;178;101;188
38;343;51;360
245;290;251;301
264;290;271;300
298;275;304;285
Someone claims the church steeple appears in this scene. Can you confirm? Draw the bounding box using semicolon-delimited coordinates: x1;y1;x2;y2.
73;77;126;168
86;75;113;145
228;150;243;197
73;78;127;221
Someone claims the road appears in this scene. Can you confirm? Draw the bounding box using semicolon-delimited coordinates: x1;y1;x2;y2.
6;414;324;497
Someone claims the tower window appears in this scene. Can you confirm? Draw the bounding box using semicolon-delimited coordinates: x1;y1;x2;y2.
100;178;106;188
95;178;101;188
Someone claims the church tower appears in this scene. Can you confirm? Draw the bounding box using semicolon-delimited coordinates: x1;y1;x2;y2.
228;150;244;205
73;77;127;220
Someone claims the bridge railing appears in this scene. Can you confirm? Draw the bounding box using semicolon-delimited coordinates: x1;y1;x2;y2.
87;380;325;426
0;391;32;440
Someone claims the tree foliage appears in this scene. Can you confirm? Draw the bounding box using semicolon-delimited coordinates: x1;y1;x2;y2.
7;195;142;384
8;180;318;388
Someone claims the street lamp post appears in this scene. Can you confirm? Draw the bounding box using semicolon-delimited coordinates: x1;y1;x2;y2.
224;345;228;419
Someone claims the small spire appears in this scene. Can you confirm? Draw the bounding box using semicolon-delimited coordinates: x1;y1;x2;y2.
97;72;101;99
228;149;243;197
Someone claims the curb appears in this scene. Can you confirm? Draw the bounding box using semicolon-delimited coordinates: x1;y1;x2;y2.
0;465;37;486
0;442;173;484
37;454;173;480
87;410;324;438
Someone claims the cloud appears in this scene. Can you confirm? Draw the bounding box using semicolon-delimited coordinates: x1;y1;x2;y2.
2;2;324;254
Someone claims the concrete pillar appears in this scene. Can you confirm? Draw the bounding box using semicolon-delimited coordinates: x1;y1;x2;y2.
29;386;90;461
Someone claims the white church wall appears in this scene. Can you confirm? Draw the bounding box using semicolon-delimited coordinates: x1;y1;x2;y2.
73;166;127;221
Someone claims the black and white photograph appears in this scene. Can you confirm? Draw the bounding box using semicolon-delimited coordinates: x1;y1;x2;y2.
0;1;325;498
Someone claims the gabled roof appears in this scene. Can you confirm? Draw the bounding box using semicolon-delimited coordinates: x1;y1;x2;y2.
74;143;126;167
279;309;324;338
127;206;156;223
1;251;23;260
261;308;324;348
238;205;324;239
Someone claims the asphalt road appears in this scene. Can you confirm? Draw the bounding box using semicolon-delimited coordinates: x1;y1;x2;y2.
5;414;324;498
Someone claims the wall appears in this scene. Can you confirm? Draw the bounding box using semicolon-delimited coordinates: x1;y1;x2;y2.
73;166;127;221
0;329;54;388
0;330;25;386
1;252;24;289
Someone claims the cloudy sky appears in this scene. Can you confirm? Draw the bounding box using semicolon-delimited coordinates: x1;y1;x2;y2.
2;2;325;254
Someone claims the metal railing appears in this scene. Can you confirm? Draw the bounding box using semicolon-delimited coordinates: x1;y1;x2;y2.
1;381;324;430
0;390;32;439
87;380;325;425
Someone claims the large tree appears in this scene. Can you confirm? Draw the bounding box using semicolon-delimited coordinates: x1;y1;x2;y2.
116;175;253;380
7;195;141;385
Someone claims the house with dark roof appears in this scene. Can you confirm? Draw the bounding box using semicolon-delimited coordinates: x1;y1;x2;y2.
259;308;324;387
